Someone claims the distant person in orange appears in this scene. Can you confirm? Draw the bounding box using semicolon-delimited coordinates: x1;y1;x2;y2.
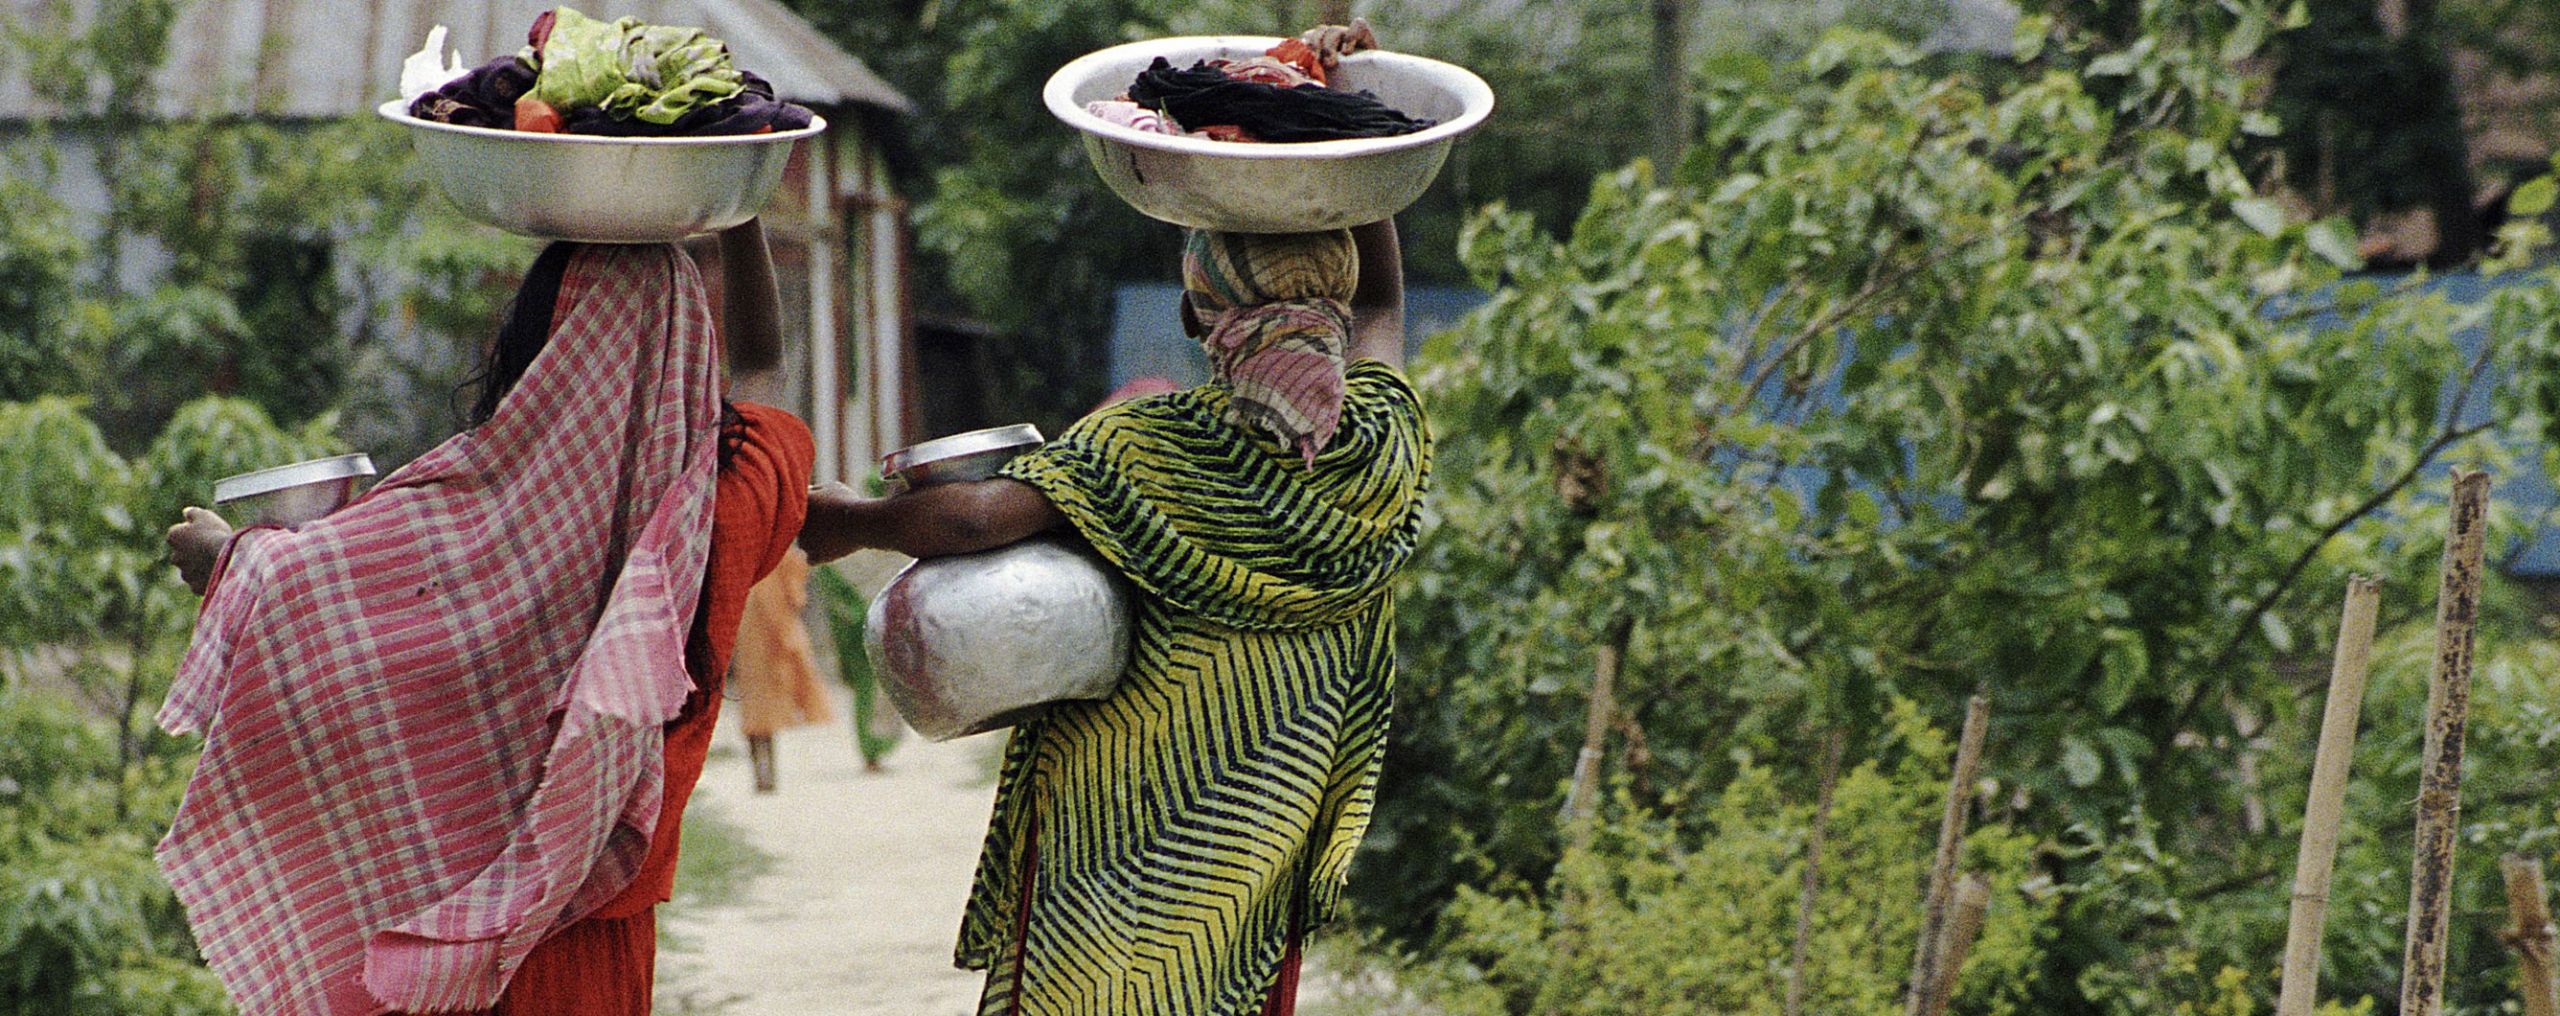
729;545;833;791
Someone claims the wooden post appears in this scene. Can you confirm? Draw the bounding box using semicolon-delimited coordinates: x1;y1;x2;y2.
2502;854;2560;1016
2275;576;2385;1016
2400;469;2491;1016
1785;728;1849;1016
1919;874;1992;1016
1564;619;1633;849
1905;695;1990;1016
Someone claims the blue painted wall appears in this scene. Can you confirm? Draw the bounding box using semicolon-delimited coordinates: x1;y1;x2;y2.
1107;283;1489;388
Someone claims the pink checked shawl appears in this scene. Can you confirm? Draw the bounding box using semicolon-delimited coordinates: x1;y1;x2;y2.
157;244;722;1016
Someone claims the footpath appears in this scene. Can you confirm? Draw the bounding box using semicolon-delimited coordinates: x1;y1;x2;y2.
657;685;998;1016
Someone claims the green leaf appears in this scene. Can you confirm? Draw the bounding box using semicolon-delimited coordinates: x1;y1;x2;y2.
2512;176;2558;218
2231;198;2286;237
2098;635;2147;715
1710;173;1763;204
2061;736;2104;788
2258;611;2295;654
2010;14;2051;62
2305;218;2362;269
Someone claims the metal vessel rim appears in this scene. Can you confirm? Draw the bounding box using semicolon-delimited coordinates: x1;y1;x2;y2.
1041;38;1494;161
882;424;1047;477
375;100;829;146
213;453;377;504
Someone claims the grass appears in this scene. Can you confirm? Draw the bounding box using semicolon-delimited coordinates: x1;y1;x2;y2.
651;800;774;1015
668;798;775;912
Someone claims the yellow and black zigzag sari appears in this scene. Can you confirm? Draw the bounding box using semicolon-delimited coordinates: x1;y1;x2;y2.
960;360;1430;1016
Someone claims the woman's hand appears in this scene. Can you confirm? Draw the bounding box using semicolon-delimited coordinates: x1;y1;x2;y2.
1299;17;1379;69
166;507;232;597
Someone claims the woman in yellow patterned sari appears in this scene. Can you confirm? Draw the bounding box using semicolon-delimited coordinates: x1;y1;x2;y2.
801;217;1427;1015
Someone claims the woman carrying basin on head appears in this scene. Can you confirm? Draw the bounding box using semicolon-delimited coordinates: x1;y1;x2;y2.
163;221;811;1016
800;27;1430;1014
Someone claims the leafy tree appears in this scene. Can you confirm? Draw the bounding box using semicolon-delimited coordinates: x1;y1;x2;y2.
2;0;528;462
0;395;336;1015
1362;5;2560;1009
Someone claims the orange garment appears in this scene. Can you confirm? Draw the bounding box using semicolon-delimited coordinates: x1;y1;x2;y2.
727;546;832;737
466;402;813;1016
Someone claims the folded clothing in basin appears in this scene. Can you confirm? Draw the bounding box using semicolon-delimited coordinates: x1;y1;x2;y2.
405;6;812;138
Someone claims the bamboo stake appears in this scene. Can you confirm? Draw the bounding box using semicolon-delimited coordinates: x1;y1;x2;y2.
1920;874;1993;1016
2502;854;2560;1016
1564;620;1633;849
1785;728;1849;1016
2400;469;2491;1016
2275;575;2385;1016
1905;694;1990;1016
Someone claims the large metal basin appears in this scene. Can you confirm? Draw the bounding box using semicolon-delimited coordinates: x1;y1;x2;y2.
376;100;825;243
1043;37;1494;232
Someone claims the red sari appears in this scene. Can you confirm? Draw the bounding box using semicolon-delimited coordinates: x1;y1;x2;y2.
471;402;811;1016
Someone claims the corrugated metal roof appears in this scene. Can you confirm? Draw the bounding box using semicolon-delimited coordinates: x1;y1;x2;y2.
0;0;913;121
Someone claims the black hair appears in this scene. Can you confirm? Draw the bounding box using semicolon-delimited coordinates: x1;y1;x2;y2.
462;242;580;427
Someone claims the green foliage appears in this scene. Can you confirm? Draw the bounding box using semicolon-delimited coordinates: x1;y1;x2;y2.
1366;5;2560;1009
0;691;229;1016
0;396;335;1015
1414;701;2052;1016
0;173;95;400
2;2;530;461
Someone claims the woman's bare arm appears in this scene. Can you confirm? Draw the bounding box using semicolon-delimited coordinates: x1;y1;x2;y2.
1348;217;1406;367
718;218;783;372
799;479;1067;563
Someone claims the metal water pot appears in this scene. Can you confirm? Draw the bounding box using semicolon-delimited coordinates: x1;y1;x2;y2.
865;425;1134;741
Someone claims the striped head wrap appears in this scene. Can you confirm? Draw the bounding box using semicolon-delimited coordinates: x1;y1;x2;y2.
1181;228;1358;464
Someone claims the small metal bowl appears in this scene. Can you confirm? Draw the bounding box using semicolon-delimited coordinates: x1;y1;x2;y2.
213;454;377;527
375;100;826;243
1043;37;1494;232
882;424;1046;488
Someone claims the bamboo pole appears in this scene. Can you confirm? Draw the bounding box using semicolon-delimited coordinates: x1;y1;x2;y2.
1564;620;1633;849
1919;874;1993;1016
2275;576;2385;1016
2400;469;2491;1016
2503;854;2560;1016
1785;728;1849;1016
1905;695;1990;1016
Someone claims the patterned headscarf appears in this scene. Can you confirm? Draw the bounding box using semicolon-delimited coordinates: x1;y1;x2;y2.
1182;228;1358;464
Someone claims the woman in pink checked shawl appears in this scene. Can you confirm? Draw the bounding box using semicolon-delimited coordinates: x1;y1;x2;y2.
160;225;811;1016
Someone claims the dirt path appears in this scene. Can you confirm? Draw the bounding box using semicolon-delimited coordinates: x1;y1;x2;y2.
657;687;1001;1016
